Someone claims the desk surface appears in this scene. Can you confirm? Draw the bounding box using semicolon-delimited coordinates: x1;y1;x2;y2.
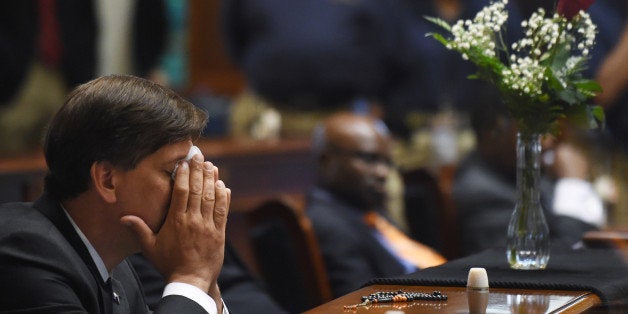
304;285;601;314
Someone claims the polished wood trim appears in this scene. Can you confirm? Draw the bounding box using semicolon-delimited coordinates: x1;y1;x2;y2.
583;229;628;261
304;285;601;313
196;137;311;157
0;137;314;203
557;292;603;313
0;137;311;174
0;149;46;174
583;229;628;248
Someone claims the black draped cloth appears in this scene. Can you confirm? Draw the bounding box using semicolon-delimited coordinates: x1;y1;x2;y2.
365;246;628;307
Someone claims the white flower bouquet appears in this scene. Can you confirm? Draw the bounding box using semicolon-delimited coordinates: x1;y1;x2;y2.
426;0;604;136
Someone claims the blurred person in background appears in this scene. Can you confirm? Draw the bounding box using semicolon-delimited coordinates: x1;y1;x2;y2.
452;101;606;256
306;112;446;298
385;0;518;139
220;0;420;138
0;0;166;156
596;21;628;150
595;19;628;226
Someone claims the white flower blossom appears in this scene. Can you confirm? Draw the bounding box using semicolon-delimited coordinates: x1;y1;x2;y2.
426;0;600;133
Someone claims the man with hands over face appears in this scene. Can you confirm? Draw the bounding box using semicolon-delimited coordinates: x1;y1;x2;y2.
0;75;231;313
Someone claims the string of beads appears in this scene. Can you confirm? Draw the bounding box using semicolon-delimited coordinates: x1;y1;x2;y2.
344;290;447;310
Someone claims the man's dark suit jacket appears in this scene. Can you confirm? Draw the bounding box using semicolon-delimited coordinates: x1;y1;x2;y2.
0;192;207;313
129;243;287;313
305;187;407;298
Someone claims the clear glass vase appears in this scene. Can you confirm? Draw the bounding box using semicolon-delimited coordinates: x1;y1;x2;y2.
506;132;550;269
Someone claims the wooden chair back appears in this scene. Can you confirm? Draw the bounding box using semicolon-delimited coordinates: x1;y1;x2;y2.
402;166;460;259
245;196;332;313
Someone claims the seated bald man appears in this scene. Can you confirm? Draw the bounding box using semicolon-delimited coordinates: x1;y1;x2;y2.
306;112;446;297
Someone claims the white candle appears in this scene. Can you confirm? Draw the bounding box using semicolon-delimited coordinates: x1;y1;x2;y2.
467;267;489;290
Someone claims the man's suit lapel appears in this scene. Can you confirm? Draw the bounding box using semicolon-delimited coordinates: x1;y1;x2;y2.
110;277;130;314
349;214;407;275
113;260;151;313
319;191;407;275
33;192;114;313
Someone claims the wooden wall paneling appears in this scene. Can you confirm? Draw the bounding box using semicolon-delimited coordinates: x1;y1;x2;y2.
187;0;245;96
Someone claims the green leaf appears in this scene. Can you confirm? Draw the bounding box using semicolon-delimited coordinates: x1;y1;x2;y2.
564;102;589;126
557;88;579;105
424;16;451;32
590;105;606;128
574;79;602;93
545;67;565;92
426;32;451;47
567;56;589;76
564;103;605;129
550;42;571;69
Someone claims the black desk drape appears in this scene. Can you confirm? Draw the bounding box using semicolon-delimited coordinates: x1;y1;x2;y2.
366;246;628;306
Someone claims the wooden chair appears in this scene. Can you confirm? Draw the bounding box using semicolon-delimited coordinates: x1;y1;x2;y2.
402;166;460;259
245;195;332;313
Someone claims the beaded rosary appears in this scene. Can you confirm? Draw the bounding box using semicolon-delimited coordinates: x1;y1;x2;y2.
344;290;447;310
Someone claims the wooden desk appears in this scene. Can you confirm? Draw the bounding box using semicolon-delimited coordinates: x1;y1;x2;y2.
305;285;601;314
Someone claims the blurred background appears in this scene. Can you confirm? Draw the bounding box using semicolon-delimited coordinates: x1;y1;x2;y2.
0;1;627;306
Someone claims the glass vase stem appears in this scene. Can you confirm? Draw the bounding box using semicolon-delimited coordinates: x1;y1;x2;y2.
506;132;550;269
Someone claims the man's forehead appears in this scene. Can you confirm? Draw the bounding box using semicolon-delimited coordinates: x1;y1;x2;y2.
335;131;388;152
150;141;193;163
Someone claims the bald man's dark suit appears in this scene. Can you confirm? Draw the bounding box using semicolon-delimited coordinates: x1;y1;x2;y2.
306;187;407;298
0;192;207;313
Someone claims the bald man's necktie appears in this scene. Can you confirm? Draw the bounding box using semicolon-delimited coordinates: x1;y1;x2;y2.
364;211;446;269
